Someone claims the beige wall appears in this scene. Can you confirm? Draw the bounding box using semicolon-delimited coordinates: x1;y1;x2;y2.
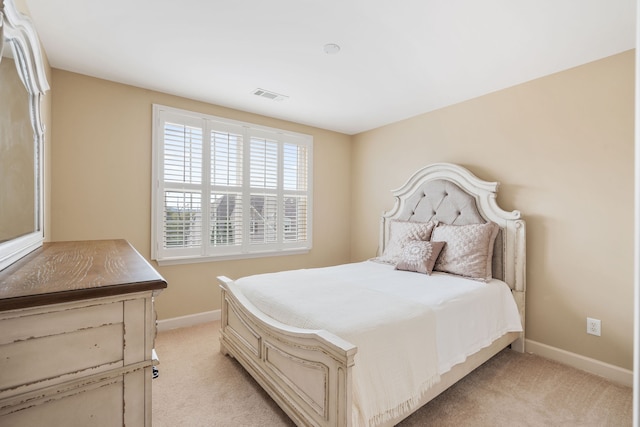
49;70;352;320
351;50;635;370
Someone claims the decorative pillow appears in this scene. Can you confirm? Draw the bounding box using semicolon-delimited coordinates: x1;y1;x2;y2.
431;222;499;281
395;240;446;275
371;220;437;265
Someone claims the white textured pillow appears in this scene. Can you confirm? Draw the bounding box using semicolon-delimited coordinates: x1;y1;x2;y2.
431;222;499;281
395;240;445;275
372;220;437;265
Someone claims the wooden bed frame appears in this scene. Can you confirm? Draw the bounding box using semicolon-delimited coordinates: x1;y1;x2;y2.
217;163;526;427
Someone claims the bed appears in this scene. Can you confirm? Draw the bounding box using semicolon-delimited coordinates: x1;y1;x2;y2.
217;162;526;427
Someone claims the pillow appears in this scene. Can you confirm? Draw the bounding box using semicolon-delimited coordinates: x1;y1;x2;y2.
431;222;499;281
372;220;437;265
395;240;446;275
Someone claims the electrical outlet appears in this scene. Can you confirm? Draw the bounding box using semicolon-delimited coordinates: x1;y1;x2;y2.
587;317;601;336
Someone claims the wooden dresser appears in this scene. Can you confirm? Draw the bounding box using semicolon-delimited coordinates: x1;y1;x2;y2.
0;240;167;426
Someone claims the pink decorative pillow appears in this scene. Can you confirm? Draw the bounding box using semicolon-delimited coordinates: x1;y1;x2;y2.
431;222;499;281
395;240;446;275
372;220;437;265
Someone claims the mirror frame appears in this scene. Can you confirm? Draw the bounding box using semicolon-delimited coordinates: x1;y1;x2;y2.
0;0;49;270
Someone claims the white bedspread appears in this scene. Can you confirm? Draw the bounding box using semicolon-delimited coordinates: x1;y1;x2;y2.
235;261;522;427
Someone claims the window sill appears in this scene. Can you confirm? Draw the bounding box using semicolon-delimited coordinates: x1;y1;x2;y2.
155;248;311;266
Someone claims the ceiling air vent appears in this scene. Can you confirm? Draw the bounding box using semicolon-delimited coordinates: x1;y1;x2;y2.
253;88;289;102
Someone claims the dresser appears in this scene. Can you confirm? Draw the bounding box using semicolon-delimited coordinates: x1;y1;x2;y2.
0;240;166;426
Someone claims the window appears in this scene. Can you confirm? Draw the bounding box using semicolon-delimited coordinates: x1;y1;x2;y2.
152;105;312;264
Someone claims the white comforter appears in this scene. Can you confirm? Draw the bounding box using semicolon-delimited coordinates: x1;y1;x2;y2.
235;261;522;427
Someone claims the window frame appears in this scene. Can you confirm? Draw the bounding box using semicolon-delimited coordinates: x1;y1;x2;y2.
151;104;313;265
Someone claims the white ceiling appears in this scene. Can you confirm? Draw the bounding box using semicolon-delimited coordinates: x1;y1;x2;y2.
25;0;636;135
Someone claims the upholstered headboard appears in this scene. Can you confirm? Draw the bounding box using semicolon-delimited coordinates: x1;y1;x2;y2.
379;163;525;294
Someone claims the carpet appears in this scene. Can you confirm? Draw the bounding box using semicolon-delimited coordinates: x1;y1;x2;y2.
152;321;631;427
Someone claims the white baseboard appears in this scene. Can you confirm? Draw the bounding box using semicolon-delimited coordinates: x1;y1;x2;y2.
157;310;221;332
525;339;632;387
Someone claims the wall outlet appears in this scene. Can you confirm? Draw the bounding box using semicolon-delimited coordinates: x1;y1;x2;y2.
587;317;601;336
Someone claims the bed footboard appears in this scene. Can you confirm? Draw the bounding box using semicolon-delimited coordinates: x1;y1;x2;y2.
218;276;357;427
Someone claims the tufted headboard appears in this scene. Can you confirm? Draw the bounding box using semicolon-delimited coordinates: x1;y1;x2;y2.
379;163;525;295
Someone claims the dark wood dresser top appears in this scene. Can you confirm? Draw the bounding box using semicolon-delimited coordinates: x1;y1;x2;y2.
0;239;167;311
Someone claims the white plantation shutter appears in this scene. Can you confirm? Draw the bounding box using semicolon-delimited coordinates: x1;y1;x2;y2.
249;137;278;246
152;105;312;263
159;118;204;256
282;143;308;243
164;191;202;248
209;126;244;250
163;123;202;185
250;137;278;189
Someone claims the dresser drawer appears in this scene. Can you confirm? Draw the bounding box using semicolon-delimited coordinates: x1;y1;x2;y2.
0;300;125;398
1;377;125;427
0;299;123;345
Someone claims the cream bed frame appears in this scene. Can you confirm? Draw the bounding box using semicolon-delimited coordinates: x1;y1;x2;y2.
217;163;526;427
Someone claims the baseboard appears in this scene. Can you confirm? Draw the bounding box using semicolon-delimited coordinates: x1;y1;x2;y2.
157;310;221;332
525;339;632;387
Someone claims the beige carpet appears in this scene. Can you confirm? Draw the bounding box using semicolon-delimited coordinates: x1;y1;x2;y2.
152;321;632;427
